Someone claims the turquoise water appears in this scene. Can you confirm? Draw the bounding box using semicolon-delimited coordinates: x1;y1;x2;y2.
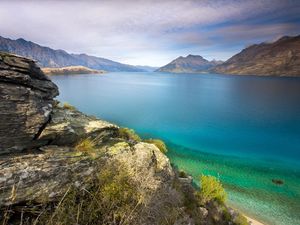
52;72;300;225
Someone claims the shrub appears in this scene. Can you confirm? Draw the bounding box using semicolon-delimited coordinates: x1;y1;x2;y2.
198;175;226;204
118;127;141;142
233;213;249;225
144;139;168;154
178;170;188;178
62;102;76;110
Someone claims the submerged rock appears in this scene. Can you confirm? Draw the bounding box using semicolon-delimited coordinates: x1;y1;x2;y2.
0;52;58;154
272;179;284;185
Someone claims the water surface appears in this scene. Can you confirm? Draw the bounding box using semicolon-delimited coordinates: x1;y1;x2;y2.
52;72;300;225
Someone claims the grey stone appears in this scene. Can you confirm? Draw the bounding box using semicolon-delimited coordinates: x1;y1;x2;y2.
0;52;58;154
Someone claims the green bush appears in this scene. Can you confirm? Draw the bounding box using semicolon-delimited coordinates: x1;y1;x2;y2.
118;127;141;142
198;175;227;204
144;139;168;154
178;170;188;178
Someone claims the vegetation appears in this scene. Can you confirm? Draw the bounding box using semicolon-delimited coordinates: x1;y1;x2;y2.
178;170;188;178
197;175;227;204
62;102;76;110
144;139;168;154
75;138;96;152
233;213;249;225
37;162;141;225
118;127;141;142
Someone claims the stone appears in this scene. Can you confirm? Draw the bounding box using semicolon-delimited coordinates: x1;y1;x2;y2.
199;207;208;218
36;106;119;146
0;52;58;154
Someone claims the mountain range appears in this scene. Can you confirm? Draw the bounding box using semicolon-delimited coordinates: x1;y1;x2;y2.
1;35;299;76
212;35;300;76
156;55;223;73
0;36;144;72
157;35;300;77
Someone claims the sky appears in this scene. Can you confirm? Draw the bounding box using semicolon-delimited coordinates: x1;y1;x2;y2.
0;0;300;67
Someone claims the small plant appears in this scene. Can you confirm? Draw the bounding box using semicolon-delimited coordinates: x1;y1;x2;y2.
75;138;96;152
233;213;249;225
62;102;76;110
178;170;187;178
118;127;141;142
144;139;168;154
198;175;227;204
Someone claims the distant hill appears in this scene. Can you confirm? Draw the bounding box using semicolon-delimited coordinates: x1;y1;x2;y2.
135;65;159;72
42;66;105;75
0;36;144;72
212;35;300;76
156;55;222;73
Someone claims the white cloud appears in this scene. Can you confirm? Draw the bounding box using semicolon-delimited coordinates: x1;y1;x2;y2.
0;0;299;66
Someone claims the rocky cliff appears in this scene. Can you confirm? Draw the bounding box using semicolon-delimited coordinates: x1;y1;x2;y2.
0;53;244;225
212;35;300;76
157;55;222;73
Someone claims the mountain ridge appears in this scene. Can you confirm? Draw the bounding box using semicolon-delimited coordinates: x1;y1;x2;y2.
156;54;223;73
0;36;144;72
212;35;300;76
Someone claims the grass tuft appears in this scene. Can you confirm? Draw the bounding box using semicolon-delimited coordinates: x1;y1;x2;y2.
62;102;76;110
144;139;168;154
75;138;96;152
118;127;141;142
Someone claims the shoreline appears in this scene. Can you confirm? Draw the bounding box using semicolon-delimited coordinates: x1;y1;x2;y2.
245;215;265;225
227;204;266;225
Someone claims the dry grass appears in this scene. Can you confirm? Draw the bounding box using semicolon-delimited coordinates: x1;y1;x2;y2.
75;138;96;152
62;102;76;110
144;139;168;154
118;127;141;142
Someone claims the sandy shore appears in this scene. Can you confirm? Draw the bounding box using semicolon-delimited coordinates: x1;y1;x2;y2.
245;215;265;225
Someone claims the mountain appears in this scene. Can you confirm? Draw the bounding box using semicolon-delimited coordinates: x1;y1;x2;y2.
212;35;300;76
156;54;223;73
0;36;144;72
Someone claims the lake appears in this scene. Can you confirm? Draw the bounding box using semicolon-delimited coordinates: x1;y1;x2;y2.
52;72;300;225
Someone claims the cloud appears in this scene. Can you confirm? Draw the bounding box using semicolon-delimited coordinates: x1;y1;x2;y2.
0;0;299;66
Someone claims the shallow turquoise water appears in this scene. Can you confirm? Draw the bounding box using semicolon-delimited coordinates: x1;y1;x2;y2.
52;72;300;225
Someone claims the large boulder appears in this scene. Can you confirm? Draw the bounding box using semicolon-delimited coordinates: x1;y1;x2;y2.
0;52;58;154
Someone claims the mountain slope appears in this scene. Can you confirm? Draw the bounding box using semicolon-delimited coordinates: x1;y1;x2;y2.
157;55;222;73
212;35;300;76
0;36;143;72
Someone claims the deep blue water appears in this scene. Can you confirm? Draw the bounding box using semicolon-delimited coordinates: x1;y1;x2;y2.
52;72;300;225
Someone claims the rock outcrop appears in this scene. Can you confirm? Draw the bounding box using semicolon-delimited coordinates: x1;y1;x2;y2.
0;52;58;154
212;35;300;76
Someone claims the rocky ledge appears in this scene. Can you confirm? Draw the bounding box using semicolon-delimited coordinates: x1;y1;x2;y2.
0;53;245;225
